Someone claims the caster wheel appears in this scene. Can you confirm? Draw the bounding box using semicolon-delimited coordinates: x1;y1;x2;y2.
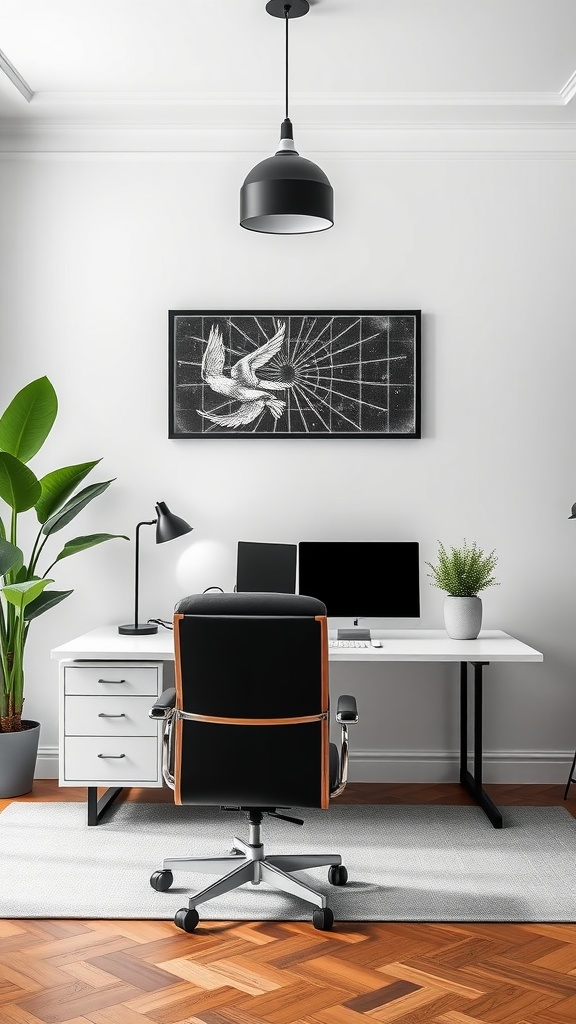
229;848;243;856
150;870;173;892
313;907;334;931
174;907;199;933
328;864;348;886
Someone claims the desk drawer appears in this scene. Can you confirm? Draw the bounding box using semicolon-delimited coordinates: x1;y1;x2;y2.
64;736;159;782
64;665;158;696
65;696;157;737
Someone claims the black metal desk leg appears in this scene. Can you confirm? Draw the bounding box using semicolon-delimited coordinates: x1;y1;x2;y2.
459;661;468;779
87;786;123;826
563;749;576;800
459;661;503;829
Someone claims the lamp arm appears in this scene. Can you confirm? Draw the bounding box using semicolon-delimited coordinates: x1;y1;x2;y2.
133;519;157;629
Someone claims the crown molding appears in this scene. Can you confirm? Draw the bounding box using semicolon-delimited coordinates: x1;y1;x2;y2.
27;89;567;108
2;82;576;132
0;86;569;133
2;125;576;157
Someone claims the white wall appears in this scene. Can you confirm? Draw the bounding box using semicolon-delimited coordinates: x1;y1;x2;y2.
1;134;576;782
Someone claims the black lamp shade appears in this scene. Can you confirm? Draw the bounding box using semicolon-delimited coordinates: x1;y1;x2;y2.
569;502;576;519
155;501;193;544
240;151;334;234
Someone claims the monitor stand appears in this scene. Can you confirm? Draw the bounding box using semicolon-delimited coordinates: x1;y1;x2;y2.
337;628;371;640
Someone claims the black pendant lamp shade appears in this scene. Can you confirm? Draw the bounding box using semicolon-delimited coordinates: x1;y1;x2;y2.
240;2;333;234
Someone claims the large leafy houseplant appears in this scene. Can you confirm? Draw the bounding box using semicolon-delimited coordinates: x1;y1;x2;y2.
0;376;127;732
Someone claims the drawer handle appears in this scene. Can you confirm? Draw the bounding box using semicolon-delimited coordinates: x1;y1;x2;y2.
97;753;126;759
98;678;126;684
98;713;126;718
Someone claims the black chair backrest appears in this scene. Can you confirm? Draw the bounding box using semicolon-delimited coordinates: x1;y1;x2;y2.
173;592;329;809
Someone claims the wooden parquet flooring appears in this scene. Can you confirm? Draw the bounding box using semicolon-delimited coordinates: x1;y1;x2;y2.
2;782;576;1024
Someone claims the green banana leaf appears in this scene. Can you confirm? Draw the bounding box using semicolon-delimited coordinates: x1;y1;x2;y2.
35;459;102;524
0;452;42;512
24;588;74;620
46;533;128;571
42;480;115;536
0;538;23;577
2;578;53;609
0;376;57;463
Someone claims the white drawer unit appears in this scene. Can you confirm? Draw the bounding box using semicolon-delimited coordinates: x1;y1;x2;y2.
64;664;159;696
64;736;160;783
65;696;158;737
59;661;164;805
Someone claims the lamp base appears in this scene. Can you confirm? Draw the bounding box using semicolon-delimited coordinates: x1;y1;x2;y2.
118;623;158;635
266;1;309;18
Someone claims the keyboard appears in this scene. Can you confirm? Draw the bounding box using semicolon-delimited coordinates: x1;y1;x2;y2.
329;639;370;649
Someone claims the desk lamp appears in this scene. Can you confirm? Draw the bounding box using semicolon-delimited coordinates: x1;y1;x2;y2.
118;501;192;635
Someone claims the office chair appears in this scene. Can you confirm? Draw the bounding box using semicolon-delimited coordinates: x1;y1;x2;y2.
149;592;359;932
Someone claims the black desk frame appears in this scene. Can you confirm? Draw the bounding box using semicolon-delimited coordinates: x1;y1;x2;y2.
460;660;502;828
87;786;123;826
87;659;502;828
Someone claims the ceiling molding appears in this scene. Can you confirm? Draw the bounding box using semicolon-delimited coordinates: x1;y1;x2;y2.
2;125;576;157
0;86;570;134
0;48;33;102
27;88;568;109
2;78;575;130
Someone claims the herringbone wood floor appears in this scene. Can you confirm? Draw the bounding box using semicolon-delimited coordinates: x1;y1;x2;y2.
2;782;576;1024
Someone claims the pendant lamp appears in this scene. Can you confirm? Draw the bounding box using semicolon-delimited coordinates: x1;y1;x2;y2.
240;0;334;234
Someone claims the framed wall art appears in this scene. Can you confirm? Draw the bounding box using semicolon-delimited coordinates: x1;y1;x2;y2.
169;310;421;439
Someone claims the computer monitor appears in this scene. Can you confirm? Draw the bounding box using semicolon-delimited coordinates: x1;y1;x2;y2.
298;541;420;638
236;541;297;594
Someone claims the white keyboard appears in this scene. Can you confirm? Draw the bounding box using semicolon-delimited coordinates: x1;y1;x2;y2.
329;639;370;648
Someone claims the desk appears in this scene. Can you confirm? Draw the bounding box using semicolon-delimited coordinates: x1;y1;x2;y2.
51;627;543;829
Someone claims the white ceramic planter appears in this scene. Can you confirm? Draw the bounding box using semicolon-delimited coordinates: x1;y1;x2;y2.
443;595;482;640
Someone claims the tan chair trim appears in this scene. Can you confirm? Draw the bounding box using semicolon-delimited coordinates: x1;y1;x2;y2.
316;614;330;809
173;612;184;805
176;711;327;726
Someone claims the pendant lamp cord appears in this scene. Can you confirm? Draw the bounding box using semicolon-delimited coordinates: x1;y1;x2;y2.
284;4;290;120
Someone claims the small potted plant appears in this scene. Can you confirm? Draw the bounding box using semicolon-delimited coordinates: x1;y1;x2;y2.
0;376;127;797
426;540;498;639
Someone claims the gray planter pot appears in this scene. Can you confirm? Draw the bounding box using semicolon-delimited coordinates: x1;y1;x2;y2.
0;720;41;798
443;595;482;640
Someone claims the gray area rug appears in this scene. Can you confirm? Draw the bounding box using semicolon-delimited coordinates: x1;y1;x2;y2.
1;802;575;922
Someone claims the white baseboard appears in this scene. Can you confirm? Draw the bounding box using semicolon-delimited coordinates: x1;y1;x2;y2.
36;746;574;785
35;746;59;779
348;749;574;784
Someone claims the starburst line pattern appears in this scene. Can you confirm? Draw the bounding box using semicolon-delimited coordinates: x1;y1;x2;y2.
170;312;420;437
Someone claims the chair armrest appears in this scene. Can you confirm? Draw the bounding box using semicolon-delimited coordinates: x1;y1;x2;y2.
336;694;358;723
149;687;176;719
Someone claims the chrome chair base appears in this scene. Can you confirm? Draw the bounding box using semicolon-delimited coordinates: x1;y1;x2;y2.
162;835;342;911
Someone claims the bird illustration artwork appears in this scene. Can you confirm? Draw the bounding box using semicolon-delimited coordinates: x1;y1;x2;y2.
197;322;290;428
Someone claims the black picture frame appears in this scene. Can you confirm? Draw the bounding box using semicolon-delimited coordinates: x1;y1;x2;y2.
169;310;421;439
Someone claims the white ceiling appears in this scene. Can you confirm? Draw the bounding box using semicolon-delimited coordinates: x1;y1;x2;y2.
1;0;576;126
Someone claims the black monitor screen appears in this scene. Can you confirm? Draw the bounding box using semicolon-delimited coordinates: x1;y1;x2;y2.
298;542;420;617
237;541;297;594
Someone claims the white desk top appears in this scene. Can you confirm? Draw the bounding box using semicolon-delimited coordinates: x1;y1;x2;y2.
51;626;543;663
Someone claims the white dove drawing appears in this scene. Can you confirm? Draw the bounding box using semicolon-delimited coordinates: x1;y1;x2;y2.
197;322;290;429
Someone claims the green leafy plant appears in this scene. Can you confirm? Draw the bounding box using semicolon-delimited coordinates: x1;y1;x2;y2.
426;540;498;597
0;377;128;732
